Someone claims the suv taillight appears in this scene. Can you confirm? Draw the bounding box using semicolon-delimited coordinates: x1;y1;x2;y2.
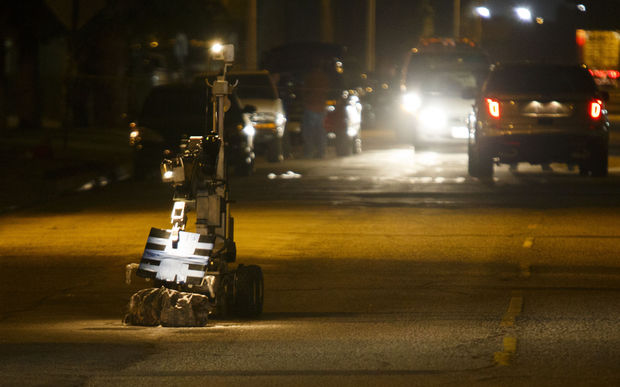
590;99;603;119
486;98;500;119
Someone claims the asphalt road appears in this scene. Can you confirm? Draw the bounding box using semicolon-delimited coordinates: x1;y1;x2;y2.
2;128;620;386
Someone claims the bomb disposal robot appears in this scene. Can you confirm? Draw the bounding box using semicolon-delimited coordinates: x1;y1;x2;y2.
126;44;263;318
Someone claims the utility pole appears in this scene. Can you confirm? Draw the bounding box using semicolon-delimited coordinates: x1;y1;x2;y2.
453;0;461;38
366;0;376;72
0;31;5;134
246;0;257;69
63;0;80;145
421;0;435;38
320;0;334;43
471;1;483;43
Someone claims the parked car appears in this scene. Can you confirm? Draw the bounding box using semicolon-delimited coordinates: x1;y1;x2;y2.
467;63;610;178
262;42;363;156
129;83;256;178
227;71;287;162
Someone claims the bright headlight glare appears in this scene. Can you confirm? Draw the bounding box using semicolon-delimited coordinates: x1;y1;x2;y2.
515;7;532;22
418;107;447;129
163;170;174;180
130;130;140;138
242;125;256;136
211;43;223;54
402;92;422;113
475;6;491;18
275;113;286;127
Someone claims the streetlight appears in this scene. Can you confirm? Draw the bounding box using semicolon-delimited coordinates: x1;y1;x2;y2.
475;6;491;19
514;7;532;22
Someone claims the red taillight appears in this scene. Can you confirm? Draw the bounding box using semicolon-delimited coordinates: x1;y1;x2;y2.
486;98;500;119
588;69;620;80
590;99;602;119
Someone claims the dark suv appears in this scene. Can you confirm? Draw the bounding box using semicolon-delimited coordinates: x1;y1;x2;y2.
129;83;255;178
468;63;610;178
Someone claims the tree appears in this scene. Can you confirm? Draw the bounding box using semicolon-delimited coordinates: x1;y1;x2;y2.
0;1;65;132
65;0;237;127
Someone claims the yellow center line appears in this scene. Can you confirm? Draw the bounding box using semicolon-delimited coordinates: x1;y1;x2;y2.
501;293;523;327
521;224;537;275
497;222;534;367
495;292;524;366
503;336;517;353
519;262;531;278
494;336;518;366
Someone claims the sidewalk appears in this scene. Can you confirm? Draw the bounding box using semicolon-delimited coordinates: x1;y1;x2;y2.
0;126;132;212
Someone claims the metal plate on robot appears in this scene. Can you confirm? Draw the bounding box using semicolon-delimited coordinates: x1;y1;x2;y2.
136;228;214;284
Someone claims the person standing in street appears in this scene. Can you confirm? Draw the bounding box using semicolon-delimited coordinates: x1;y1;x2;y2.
302;65;330;158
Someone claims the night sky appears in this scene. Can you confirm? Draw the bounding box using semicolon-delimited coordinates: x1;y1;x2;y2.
258;0;620;76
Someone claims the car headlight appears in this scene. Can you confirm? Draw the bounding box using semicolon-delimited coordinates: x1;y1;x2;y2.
275;113;286;127
242;124;256;137
160;157;185;185
129;129;141;146
418;107;447;129
402;92;422;113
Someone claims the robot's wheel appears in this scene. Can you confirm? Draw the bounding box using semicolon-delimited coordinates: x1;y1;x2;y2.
234;264;264;317
214;273;235;318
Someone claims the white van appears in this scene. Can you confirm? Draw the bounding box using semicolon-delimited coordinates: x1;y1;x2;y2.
228;70;287;162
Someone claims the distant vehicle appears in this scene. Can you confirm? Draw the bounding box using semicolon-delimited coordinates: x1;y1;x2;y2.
129;83;256;178
467;63;610;178
226;70;287;162
398;38;490;147
262;42;363;156
576;29;620;88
